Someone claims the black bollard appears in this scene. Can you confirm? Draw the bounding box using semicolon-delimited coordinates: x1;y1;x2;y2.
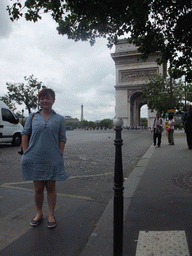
113;118;124;256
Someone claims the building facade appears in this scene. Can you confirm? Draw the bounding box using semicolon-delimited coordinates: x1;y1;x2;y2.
111;40;166;127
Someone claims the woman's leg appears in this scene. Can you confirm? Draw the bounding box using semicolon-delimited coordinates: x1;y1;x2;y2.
157;132;161;146
33;181;45;220
186;132;192;149
45;180;57;222
171;129;174;144
168;131;171;144
153;131;157;146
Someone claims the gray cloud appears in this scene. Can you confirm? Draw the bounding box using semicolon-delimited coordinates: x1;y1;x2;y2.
0;0;12;38
0;10;116;121
0;5;147;121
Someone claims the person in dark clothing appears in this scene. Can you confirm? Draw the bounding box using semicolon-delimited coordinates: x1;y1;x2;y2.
181;104;192;149
151;112;164;147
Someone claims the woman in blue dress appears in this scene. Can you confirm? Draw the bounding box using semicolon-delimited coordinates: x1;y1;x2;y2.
21;88;68;228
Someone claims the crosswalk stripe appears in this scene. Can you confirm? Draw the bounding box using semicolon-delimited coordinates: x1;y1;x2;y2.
136;230;190;256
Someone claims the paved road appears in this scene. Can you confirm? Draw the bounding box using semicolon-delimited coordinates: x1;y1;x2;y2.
0;129;152;255
0;129;153;202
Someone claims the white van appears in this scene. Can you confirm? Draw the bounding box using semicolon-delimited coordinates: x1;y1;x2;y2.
0;101;23;146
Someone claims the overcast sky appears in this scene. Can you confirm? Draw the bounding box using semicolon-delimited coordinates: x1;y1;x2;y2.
0;0;147;121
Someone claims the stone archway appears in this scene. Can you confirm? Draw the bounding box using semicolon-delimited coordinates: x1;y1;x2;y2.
111;39;166;127
129;91;144;127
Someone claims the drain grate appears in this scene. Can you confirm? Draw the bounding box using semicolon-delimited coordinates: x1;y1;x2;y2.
173;173;192;192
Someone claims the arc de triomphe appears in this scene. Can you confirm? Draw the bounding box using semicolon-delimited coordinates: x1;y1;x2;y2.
111;39;166;127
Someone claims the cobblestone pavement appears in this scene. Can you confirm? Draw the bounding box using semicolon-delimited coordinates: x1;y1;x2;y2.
65;129;153;178
0;129;153;204
59;129;153;203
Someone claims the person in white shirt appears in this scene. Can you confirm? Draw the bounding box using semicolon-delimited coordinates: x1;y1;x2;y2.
167;114;175;145
151;112;164;147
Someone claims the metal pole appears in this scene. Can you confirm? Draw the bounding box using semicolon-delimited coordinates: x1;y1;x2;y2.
169;62;173;110
22;109;24;126
113;118;124;256
170;76;173;109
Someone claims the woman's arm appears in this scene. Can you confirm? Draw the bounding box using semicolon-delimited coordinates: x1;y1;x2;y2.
22;135;29;153
59;141;65;155
58;116;66;155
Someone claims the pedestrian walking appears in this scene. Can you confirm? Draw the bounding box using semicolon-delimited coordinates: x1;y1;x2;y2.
151;112;164;147
21;88;68;228
181;104;192;150
167;114;175;145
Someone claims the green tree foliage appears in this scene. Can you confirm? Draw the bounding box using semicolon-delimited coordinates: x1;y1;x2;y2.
79;120;89;128
87;121;97;129
141;75;188;116
66;119;113;129
3;75;44;114
7;0;192;81
140;118;148;127
100;119;113;129
0;95;16;112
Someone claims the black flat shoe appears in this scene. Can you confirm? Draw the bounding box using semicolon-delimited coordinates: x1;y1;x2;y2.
30;214;43;227
47;217;56;229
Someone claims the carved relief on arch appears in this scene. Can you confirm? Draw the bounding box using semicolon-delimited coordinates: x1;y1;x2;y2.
119;67;159;82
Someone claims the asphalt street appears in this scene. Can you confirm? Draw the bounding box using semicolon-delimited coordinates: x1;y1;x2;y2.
0;129;152;255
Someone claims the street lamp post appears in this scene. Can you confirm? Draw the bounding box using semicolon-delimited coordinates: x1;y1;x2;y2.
113;118;124;256
22;109;24;126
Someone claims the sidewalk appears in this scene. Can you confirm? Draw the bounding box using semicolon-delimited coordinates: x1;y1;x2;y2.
82;130;192;256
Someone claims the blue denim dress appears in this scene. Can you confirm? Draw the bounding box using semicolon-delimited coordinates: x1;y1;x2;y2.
21;110;68;181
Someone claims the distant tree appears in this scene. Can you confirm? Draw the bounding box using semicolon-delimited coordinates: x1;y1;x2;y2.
4;75;44;114
66;119;113;129
65;121;79;129
100;119;113;129
78;120;89;128
88;121;96;129
140;118;148;127
7;0;192;81
142;75;186;116
0;95;16;112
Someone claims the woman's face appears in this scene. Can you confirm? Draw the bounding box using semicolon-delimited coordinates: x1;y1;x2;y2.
39;93;55;111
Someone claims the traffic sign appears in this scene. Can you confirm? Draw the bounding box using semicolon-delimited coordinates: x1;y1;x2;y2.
167;109;175;113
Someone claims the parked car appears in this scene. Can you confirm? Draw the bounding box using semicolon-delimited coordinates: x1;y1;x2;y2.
0;101;23;146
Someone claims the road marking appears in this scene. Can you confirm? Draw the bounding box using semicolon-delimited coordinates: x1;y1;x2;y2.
68;172;113;179
56;192;94;201
136;230;190;256
1;172;113;201
1;181;32;185
1;181;94;201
